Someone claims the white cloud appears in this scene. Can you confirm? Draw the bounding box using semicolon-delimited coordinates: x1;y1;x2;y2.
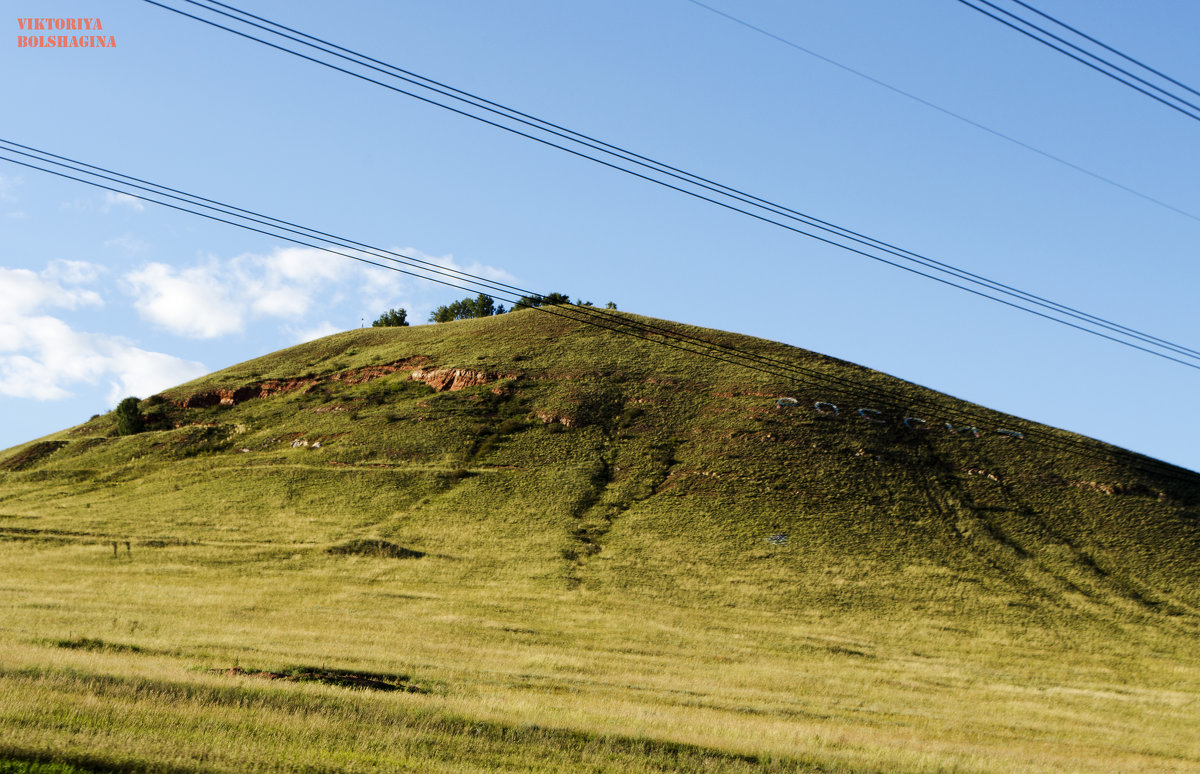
267;246;345;283
123;245;514;339
103;192;145;212
288;321;341;343
125;248;353;339
0;314;206;402
0;265;205;401
0;264;103;318
125;260;244;338
103;346;207;404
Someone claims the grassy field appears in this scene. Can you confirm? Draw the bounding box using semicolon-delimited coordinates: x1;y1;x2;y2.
1;310;1197;772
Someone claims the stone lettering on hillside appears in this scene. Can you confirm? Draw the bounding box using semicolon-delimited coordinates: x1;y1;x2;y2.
775;398;1024;440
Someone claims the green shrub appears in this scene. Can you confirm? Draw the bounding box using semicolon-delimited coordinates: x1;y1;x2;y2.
114;397;144;436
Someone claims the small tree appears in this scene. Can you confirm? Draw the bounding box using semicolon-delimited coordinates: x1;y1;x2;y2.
114;397;145;436
372;308;410;327
605;301;617;310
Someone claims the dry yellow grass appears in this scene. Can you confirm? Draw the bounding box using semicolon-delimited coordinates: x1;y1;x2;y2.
1;537;1197;772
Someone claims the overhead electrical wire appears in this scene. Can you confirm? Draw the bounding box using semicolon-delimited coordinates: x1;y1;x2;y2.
0;138;940;415
140;0;1200;372
1005;0;1200;102
0;145;925;424
2;139;1194;484
681;0;1200;225
952;0;1200;124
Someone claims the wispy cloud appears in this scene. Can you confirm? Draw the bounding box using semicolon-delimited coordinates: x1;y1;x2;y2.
43;259;105;285
287;320;341;343
0;173;19;202
104;234;149;255
102;192;145;213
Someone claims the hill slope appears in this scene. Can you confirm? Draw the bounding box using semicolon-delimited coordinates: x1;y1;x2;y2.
1;310;1198;772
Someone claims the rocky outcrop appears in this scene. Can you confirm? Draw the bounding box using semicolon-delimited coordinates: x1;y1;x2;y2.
177;382;313;408
407;368;497;392
535;411;575;427
1071;479;1162;499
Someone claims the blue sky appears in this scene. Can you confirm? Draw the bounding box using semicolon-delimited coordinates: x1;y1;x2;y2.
3;0;1199;472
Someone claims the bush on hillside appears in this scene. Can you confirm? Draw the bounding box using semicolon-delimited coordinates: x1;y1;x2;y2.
114;397;145;436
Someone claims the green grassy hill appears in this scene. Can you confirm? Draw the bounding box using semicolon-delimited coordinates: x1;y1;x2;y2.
1;309;1197;773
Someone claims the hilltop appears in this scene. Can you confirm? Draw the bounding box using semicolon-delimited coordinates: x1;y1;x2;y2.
1;309;1198;772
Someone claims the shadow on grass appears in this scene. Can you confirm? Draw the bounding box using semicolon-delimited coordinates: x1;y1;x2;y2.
210;665;426;693
325;539;424;559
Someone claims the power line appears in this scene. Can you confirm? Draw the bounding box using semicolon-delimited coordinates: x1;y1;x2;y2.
3;140;1194;483
681;0;1200;224
0;148;919;426
0;138;924;413
1006;0;1200;101
952;0;1200;123
174;0;1200;364
139;0;1200;371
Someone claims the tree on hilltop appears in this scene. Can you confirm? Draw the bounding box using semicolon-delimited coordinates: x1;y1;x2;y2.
372;308;410;327
512;292;570;311
429;294;505;323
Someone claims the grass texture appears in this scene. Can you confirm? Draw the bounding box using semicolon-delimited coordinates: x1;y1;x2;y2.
0;310;1197;772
